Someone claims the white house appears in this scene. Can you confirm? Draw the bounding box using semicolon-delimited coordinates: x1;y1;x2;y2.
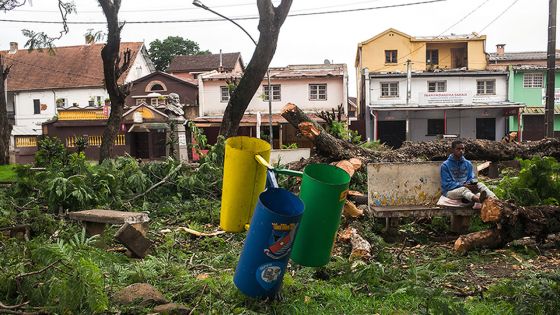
3;41;154;130
195;63;348;148
364;70;523;148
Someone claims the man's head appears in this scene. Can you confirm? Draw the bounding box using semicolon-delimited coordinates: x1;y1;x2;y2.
451;140;465;159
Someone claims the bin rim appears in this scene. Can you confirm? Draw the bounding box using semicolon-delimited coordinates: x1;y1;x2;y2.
259;188;304;218
302;163;350;187
225;136;271;154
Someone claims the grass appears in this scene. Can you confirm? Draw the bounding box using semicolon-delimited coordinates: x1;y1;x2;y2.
1;159;559;314
3;196;560;314
0;164;16;182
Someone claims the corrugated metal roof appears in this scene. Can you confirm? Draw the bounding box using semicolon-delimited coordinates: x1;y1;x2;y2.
193;113;327;125
489;51;560;61
522;105;560;114
201;64;347;80
369;70;507;78
369;102;523;111
168;52;242;73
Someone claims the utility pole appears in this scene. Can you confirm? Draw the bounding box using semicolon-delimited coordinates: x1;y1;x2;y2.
406;59;412;105
545;0;557;138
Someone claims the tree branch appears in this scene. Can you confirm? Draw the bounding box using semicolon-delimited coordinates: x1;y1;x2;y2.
128;163;183;202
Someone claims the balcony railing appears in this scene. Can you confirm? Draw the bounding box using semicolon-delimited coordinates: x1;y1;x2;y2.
15;136;38;148
59;110;107;121
66;135;125;147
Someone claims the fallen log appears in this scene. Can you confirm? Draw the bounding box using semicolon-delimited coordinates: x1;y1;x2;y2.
454;199;560;253
281;103;560;163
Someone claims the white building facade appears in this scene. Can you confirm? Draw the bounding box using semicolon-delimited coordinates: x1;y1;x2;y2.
195;64;348;148
365;71;523;148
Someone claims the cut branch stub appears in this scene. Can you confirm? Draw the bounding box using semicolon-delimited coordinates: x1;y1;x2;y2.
298;122;321;140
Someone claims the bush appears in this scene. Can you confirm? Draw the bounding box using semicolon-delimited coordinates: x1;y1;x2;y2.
495;156;560;206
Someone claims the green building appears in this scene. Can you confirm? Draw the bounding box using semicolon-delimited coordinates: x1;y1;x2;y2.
508;65;560;140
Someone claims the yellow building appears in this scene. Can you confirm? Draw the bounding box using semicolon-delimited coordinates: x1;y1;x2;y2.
355;28;488;113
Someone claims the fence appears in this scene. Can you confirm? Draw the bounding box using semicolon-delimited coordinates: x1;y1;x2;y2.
66;134;126;147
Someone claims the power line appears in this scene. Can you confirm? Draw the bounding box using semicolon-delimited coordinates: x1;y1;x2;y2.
368;0;491;72
479;0;520;33
0;0;446;25
9;0;377;14
9;1;279;13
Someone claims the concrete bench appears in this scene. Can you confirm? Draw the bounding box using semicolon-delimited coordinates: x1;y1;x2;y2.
68;209;150;236
368;162;480;235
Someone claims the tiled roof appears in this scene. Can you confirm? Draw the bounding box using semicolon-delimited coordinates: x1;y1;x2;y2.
202;64;347;80
167;52;242;73
488;51;560;61
522;105;560;115
1;42;144;91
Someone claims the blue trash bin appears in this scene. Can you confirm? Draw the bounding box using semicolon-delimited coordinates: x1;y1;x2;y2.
233;188;304;298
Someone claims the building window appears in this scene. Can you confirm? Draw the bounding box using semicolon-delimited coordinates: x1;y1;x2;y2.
263;84;281;101
220;86;230;102
428;81;446;92
33;99;41;114
477;80;496;95
385;50;398;63
135;98;146;105
145;80;167;92
426;49;439;65
523;73;544;88
150;98;158;106
427;119;444;135
380;82;399;98
309;84;327;100
151;84;165;91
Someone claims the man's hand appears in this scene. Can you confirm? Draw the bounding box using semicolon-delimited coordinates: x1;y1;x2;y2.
464;183;479;193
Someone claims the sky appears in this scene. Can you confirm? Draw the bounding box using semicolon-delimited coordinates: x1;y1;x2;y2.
0;0;556;95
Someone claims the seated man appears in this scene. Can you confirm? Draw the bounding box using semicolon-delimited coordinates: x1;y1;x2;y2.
441;140;496;203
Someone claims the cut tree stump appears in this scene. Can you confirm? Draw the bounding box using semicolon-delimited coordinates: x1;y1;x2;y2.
454;198;560;253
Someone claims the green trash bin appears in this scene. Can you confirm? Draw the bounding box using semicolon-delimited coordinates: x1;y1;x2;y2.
290;164;350;267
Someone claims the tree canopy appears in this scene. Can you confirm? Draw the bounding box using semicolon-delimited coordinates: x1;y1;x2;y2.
148;36;210;71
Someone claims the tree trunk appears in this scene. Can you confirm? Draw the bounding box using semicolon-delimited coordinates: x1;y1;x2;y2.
282;103;560;163
98;0;131;163
454;199;560;253
281;103;379;161
0;56;12;165
219;0;292;138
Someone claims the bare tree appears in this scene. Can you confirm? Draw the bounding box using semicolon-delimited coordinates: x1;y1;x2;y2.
219;0;292;137
97;0;131;163
0;56;12;164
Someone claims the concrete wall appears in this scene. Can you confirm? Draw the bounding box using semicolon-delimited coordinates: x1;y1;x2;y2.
467;41;487;70
200;77;345;116
270;148;310;165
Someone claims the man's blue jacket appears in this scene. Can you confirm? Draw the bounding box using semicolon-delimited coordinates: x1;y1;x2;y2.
440;154;474;196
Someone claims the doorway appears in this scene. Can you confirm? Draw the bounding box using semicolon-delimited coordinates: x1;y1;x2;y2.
132;132;150;159
476;118;496;140
378;120;406;148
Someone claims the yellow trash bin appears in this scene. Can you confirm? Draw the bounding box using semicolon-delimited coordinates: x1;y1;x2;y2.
220;136;271;232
